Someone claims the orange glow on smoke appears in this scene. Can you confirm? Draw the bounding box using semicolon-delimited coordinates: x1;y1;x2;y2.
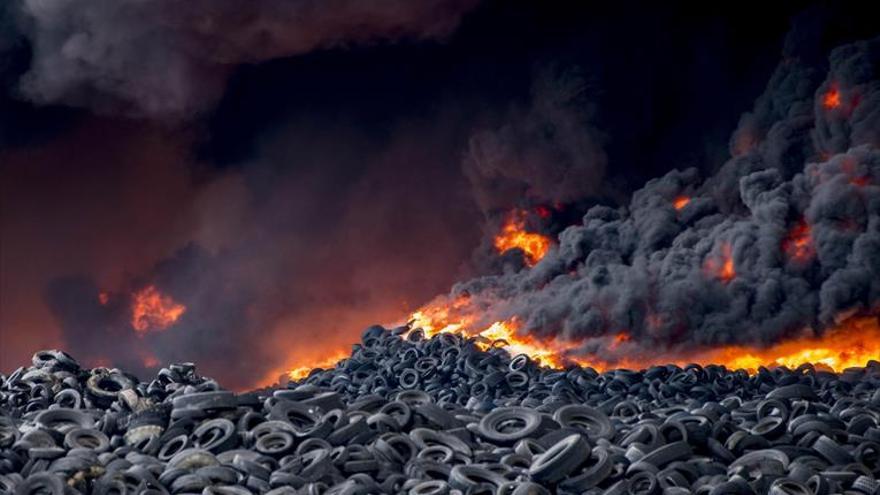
783;220;815;263
534;205;552;219
851;176;871;187
704;242;735;283
493;210;552;266
131;285;186;335
673;196;690;211
823;85;841;109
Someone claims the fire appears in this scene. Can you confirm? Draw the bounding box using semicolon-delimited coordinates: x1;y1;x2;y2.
283;302;878;385
703;242;735;282
701;317;880;372
673;196;690;210
783;220;814;263
287;351;349;381
98;291;110;305
407;308;880;374
131;285;186;335
493;210;552;267
823;85;841;109
281;239;876;383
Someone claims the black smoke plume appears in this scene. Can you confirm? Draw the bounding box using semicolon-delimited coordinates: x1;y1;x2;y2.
428;36;880;362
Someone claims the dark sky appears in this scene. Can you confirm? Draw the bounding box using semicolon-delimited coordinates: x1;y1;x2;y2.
1;0;876;388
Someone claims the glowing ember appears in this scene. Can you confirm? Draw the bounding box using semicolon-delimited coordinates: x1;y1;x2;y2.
493;210;552;266
703;242;735;282
823;85;841;109
131;285;186;335
673;196;690;210
98;291;110;305
783;220;815;263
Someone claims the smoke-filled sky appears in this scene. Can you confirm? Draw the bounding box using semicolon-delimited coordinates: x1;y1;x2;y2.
1;1;878;389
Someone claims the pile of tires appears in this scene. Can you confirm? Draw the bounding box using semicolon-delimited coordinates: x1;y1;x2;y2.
1;326;879;494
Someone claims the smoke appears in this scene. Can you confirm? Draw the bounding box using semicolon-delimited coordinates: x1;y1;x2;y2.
429;36;880;362
35;116;481;389
463;66;608;216
5;2;879;388
13;0;478;118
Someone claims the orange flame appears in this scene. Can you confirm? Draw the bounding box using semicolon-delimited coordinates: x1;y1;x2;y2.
704;242;735;283
700;317;880;372
673;196;690;211
287;351;349;381
783;220;815;263
281;300;879;384
131;285;186;335
408;306;880;373
493;210;552;267
823;85;841;109
280;240;877;383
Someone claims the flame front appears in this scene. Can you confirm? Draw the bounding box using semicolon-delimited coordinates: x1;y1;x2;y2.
493;210;552;267
282;300;879;384
131;285;186;335
408;304;880;373
699;317;880;371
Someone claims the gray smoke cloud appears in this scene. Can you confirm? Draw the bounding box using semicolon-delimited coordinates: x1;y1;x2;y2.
14;0;479;117
428;36;880;361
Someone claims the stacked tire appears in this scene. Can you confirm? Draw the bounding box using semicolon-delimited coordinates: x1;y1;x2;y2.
1;328;879;494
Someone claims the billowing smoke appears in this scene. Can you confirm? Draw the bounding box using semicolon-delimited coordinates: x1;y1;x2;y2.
429;36;880;362
13;0;478;117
